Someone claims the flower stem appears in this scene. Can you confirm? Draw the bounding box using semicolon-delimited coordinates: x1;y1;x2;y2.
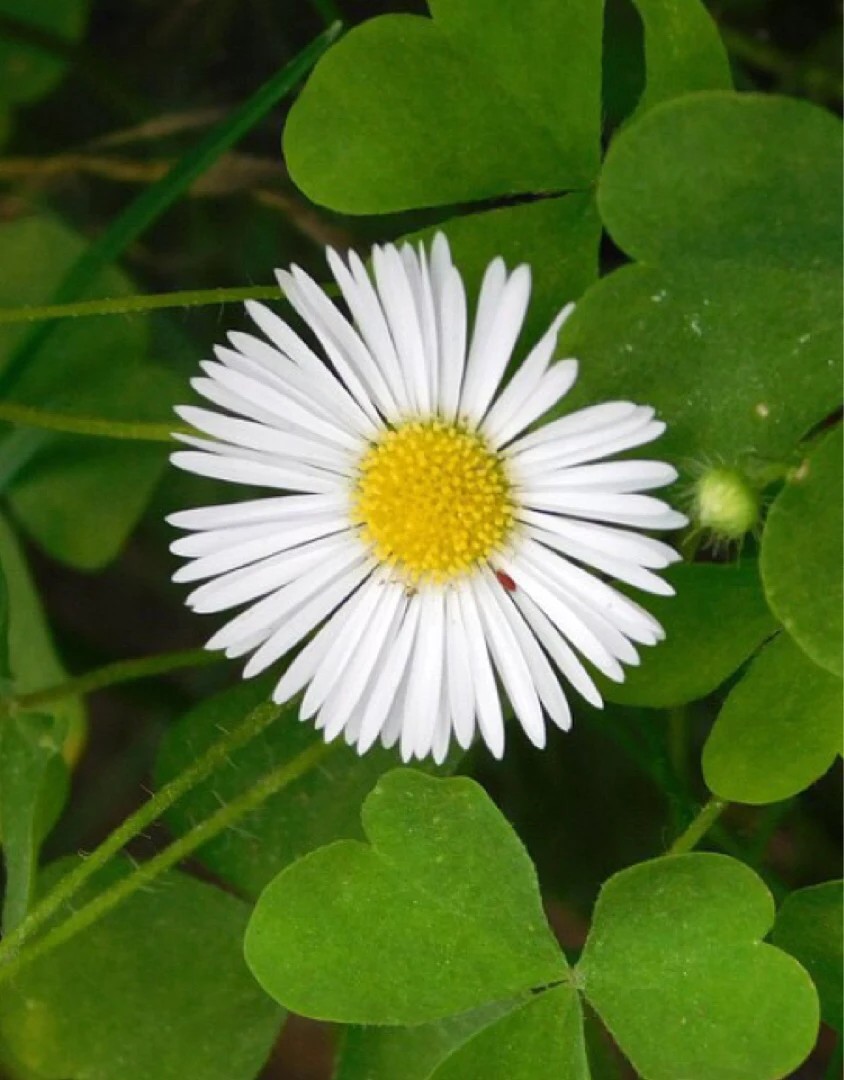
0;401;190;442
0;736;332;984
0;286;281;326
0;22;341;396
0;702;285;969
668;796;727;856
3;648;220;716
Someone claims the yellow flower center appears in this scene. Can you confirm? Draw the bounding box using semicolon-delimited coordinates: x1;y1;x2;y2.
353;419;514;582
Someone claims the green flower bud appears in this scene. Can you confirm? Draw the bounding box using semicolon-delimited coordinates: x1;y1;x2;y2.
693;466;760;540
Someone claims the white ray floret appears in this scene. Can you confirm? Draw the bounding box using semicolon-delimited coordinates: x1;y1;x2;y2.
169;234;686;763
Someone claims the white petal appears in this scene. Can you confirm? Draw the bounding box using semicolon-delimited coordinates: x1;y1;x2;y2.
513;418;667;475
499;554;624;682
357;597;422;754
277;267;383;425
371;244;430;414
245;300;378;438
482;301;574;445
518;489;687;530
472;571;545;748
271;594;359;704
400;588;445;762
289;264;399;420
508;583;603;708
460;264;531;423
523;522;675;596
455;581;505;759
172;517;346;574
316;584;407;740
490;360;579;450
242;558;376;677
430;681;452;765
325;249;410;415
167;492;347;532
401;243;440;410
515;459;678;493
482;569;572;733
444;589;475;751
170;450;342;494
436;264;468;420
301;572;391;719
508;401;642;457
189;531;362;615
516;509;681;569
199;361;361;451
175;406;356;473
520;538;662;648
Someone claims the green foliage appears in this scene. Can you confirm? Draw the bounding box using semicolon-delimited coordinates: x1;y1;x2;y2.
628;0;732;118
0;514;83;750
253;771;820;1080
598;560;777;708
155;677;449;899
0;516;74;934
245;770;565;1024
773;881;843;1032
0;0;89;107
562;93;841;469
284;0;603;212
0;216;178;569
339;991;589;1080
761;427;843;677
598;92;841;269
0;713;67;934
703;633;842;804
0;857;283;1080
580;853;819;1080
0;0;839;1076
408;194;601;342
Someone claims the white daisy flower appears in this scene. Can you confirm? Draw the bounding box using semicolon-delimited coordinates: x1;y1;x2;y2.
168;235;686;764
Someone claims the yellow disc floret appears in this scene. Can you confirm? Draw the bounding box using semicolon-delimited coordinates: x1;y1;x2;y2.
354;419;514;582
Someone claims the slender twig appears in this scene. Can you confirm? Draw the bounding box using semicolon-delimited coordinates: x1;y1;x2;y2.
0;703;285;969
0;21;341;395
668;797;727;856
0;401;190;443
2;648;220;717
0;285;281;326
0;737;333;984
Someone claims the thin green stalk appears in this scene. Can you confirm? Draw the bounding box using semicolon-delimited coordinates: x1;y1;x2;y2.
3;648;220;717
0;401;190;443
0;286;282;326
668;796;727;856
0;22;341;396
0;703;285;968
0;737;333;984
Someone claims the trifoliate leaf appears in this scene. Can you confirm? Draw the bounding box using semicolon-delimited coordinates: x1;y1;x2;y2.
283;0;603;212
703;634;842;805
244;769;566;1024
761;426;843;677
772;881;843;1032
0;857;283;1080
578;853;820;1080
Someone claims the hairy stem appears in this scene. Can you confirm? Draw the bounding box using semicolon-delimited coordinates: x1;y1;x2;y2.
0;737;332;984
0;702;285;968
0;401;191;443
0;285;281;326
3;648;220;716
668;796;728;856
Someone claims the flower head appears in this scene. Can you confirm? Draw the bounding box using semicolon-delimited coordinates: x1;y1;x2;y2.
168;236;686;763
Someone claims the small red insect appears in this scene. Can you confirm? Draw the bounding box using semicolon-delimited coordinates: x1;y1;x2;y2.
495;570;517;593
